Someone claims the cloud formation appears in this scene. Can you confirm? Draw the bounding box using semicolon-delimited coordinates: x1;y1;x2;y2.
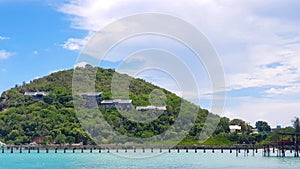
58;0;300;92
0;36;9;40
0;50;13;59
58;0;300;125
62;37;88;50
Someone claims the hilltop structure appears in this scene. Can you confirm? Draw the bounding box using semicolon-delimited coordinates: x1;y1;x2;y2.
136;105;167;111
101;99;132;111
80;92;102;108
24;91;47;101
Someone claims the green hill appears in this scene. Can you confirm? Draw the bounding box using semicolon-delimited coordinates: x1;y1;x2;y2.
0;65;223;145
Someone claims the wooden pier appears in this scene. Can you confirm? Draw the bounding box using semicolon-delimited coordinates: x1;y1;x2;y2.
0;145;260;156
0;144;298;157
262;131;300;157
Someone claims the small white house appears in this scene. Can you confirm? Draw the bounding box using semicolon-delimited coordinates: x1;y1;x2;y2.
229;125;242;133
136;105;167;111
251;128;259;134
101;99;132;111
24;91;47;101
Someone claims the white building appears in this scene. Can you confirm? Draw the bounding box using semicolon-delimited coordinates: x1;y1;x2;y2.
229;125;242;133
101;99;132;111
136;105;167;111
24;91;47;100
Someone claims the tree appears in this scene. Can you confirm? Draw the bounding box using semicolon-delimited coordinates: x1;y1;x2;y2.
7;130;20;141
66;136;75;145
214;117;230;134
293;117;300;134
43;135;52;145
55;134;66;145
255;121;271;133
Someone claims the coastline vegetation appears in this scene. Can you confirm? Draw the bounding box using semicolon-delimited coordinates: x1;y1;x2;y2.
0;66;298;146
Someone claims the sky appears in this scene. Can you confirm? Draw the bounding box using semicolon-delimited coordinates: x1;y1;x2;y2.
1;0;300;127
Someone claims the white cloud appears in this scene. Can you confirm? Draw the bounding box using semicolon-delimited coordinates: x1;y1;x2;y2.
33;50;38;55
74;61;89;67
0;50;13;59
62;37;88;50
265;86;300;95
226;43;300;92
0;36;9;40
49;69;66;74
224;97;300;127
58;0;300;88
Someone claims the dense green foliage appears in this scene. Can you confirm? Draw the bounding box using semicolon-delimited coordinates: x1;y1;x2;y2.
0;66;297;146
0;66;212;145
255;121;271;132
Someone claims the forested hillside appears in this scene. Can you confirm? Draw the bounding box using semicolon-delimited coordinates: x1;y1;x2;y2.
0;65;217;145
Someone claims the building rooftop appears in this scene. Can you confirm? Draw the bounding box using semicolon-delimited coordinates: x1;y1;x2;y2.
101;99;132;104
81;92;102;96
24;92;47;96
229;125;242;130
136;105;167;111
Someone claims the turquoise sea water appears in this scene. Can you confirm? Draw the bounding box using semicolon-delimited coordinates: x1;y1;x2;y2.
1;149;300;169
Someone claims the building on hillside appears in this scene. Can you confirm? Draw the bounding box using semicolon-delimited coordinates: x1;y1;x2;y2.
24;91;47;101
271;124;282;132
101;99;132;111
136;105;167;111
81;92;102;108
229;125;242;133
251;128;259;134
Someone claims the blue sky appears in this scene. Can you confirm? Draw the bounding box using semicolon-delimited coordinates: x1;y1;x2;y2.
1;0;300;127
